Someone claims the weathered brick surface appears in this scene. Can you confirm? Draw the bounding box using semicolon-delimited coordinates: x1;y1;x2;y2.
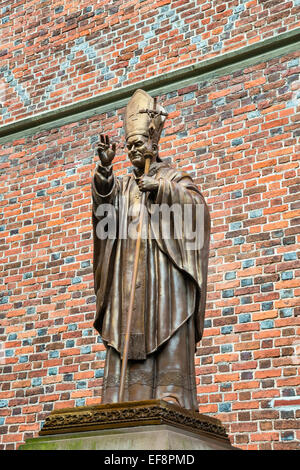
1;1;300;453
0;0;300;125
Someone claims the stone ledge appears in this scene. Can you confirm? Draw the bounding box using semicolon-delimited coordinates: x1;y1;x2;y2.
20;423;236;450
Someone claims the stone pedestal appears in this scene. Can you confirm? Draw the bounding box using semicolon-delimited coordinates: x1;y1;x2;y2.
19;399;235;450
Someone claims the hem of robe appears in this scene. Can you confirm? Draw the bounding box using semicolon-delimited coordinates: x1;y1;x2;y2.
101;317;198;411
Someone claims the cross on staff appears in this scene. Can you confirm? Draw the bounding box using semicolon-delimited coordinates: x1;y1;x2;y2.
118;96;167;402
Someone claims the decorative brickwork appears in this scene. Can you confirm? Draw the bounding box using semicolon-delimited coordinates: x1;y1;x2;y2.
0;0;300;451
0;0;300;125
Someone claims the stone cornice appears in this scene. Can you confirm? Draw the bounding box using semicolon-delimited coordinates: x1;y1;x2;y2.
38;399;229;441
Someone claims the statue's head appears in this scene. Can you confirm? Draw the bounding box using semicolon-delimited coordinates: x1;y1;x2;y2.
124;89;167;169
126;134;158;169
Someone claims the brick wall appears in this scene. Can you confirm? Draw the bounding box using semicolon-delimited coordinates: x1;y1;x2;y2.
0;0;300;451
1;0;300;125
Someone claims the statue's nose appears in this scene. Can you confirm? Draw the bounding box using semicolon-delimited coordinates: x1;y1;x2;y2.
130;144;137;154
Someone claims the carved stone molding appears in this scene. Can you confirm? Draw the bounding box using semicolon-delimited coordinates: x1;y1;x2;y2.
39;399;229;442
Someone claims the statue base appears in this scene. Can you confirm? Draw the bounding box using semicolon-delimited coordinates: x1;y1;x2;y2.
19;399;235;450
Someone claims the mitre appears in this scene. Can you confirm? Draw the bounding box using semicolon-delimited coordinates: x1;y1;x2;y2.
124;89;166;143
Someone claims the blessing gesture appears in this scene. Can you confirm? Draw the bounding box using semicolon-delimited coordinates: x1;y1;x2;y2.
97;134;116;167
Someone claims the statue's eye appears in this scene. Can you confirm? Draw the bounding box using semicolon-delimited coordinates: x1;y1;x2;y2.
136;141;143;147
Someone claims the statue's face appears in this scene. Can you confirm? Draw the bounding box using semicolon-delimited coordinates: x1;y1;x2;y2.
127;134;156;169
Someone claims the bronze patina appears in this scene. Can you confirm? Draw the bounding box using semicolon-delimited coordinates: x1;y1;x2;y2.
91;89;210;410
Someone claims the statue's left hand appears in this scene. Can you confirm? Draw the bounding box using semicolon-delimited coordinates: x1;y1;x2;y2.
137;176;159;193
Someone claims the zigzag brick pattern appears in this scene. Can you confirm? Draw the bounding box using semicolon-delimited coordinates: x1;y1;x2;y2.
0;0;300;124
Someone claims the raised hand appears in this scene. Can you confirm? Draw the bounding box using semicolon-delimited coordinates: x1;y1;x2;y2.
97;134;116;167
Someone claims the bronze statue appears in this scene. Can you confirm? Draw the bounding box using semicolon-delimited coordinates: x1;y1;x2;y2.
91;89;210;410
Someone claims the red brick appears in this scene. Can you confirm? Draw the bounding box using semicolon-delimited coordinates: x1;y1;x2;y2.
198;404;218;414
244;77;266;89
255;369;282;379
232;401;260;410
234;381;260;391
251;432;279;442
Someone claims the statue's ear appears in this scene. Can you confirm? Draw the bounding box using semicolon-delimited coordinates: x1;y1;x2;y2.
152;142;162;162
152;142;158;154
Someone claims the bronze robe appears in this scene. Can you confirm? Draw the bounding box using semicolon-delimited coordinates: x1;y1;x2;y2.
92;161;210;409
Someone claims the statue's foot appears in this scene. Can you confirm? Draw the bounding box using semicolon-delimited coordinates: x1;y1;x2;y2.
161;395;181;406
